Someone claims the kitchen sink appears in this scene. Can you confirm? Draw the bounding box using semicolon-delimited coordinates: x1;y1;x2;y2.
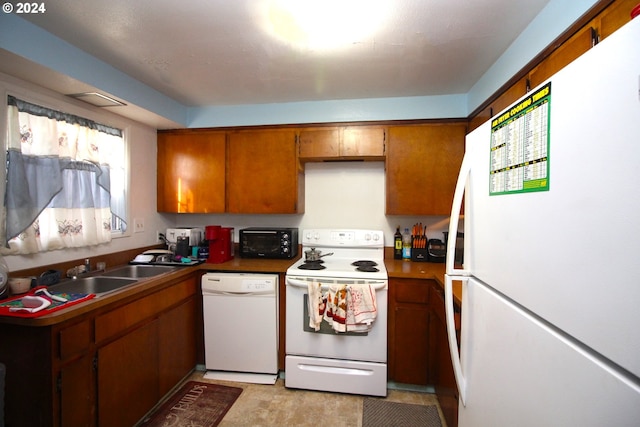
99;264;177;279
47;276;138;297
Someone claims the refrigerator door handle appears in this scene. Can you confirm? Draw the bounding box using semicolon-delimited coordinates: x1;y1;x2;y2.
446;151;471;277
445;273;467;405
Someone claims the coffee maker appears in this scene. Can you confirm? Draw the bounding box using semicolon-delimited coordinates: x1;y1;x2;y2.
205;225;234;263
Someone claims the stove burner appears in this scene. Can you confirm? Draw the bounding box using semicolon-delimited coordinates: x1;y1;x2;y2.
299;262;326;270
351;260;378;267
356;265;380;272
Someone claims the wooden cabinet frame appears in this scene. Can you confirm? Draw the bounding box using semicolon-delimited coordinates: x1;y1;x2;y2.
0;274;199;427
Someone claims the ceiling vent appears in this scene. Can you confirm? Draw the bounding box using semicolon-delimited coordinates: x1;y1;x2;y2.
67;92;126;107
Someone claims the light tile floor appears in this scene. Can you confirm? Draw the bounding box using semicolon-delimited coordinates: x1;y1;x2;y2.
189;370;447;427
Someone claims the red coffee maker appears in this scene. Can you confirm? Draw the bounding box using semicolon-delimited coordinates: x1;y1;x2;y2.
205;225;234;263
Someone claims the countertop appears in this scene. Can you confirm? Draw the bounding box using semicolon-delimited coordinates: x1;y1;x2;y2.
199;255;463;305
383;258;463;305
0;253;462;326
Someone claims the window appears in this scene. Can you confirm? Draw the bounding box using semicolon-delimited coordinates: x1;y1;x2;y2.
2;95;127;254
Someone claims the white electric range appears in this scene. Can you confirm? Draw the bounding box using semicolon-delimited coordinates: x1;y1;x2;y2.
285;229;388;397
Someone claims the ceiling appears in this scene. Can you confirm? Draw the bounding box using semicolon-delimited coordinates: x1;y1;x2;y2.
13;0;552;114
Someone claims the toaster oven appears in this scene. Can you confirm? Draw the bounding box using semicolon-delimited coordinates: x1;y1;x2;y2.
239;227;298;259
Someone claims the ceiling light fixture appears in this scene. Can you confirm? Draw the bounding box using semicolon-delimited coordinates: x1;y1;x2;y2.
67;92;127;107
259;0;390;51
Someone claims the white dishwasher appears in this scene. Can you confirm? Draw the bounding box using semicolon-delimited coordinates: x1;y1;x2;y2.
202;272;279;384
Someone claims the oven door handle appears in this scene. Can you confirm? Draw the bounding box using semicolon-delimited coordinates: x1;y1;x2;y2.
286;278;310;288
285;277;387;290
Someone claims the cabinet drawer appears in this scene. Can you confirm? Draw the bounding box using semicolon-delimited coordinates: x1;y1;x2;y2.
59;319;92;361
95;276;197;343
393;279;432;304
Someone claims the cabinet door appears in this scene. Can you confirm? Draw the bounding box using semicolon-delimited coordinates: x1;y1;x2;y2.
299;128;340;159
393;305;431;384
157;131;226;213
388;278;431;385
386;124;466;215
341;126;385;158
430;285;459;427
528;25;594;90
298;126;385;161
490;76;529;118
227;129;303;213
158;298;198;396
596;0;637;41
59;355;95;427
57;319;95;427
98;320;159;427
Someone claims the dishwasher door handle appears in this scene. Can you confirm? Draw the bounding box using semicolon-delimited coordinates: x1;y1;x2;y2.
203;290;274;296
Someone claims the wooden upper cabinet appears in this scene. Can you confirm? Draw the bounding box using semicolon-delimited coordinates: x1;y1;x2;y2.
227;129;304;214
468;104;492;133
341;126;386;158
299;128;340;158
157;130;226;213
528;25;595;90
491;76;529;118
596;0;637;40
299;126;385;161
470;76;529;132
469;0;635;129
386;123;466;215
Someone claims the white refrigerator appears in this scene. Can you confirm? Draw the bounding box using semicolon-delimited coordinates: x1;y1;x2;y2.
444;17;640;426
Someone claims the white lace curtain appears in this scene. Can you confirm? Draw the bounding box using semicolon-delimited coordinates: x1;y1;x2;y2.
2;96;126;254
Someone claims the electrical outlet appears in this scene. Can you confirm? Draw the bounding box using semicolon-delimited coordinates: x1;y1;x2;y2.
157;231;164;242
133;218;145;233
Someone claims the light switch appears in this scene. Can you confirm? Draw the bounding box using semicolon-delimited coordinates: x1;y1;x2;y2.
134;218;145;233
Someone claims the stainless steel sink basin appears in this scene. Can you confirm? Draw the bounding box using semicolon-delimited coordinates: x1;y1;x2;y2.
99;264;177;279
48;276;138;297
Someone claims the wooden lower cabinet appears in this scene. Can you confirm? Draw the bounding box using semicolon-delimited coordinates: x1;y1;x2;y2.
0;274;198;427
388;278;432;385
430;284;460;427
59;353;95;427
98;320;160;426
158;298;198;395
388;277;460;427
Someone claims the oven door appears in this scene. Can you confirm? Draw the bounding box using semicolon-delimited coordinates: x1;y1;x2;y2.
285;276;387;363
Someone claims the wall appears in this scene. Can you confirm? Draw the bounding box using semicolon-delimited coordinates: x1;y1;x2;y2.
0;72;172;272
173;162;452;248
0;0;600;127
1;72;449;271
466;0;600;112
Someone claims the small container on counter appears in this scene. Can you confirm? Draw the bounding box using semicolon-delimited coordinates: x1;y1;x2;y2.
394;227;403;260
402;228;411;261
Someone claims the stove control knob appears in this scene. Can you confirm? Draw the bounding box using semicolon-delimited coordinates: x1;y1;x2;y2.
372;233;380;241
365;233;372;241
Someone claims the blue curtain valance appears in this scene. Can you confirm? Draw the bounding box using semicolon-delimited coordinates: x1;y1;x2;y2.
7;95;122;137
